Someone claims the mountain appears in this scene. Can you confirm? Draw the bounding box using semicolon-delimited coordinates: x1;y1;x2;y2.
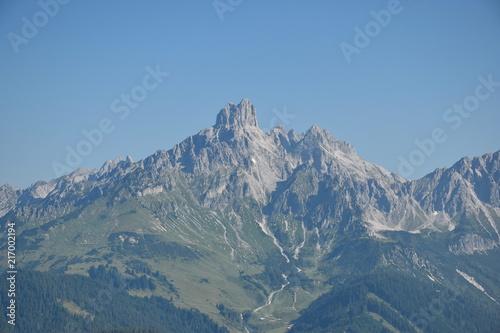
1;99;499;332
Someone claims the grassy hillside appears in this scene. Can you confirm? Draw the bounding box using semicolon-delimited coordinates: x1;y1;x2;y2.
0;270;228;333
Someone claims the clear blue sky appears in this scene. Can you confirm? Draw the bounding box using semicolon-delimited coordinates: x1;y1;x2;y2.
1;0;499;188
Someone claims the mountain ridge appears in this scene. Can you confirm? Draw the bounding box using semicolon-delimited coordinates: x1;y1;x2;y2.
0;99;499;332
1;99;499;238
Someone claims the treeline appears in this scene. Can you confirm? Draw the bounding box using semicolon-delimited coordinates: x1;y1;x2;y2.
89;265;156;291
126;260;177;293
289;270;500;333
216;303;240;323
88;264;178;295
0;270;228;333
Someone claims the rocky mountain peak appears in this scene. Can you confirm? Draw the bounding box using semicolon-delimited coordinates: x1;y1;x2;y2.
215;98;258;129
99;156;134;175
304;124;356;156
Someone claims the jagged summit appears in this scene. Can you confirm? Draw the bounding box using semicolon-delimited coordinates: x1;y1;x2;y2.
1;99;499;238
99;156;134;174
215;98;258;129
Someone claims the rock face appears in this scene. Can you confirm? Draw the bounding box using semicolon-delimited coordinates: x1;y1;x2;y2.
0;184;20;218
215;99;259;128
449;233;498;255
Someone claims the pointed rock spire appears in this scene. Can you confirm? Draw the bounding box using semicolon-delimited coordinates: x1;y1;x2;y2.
215;98;258;128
